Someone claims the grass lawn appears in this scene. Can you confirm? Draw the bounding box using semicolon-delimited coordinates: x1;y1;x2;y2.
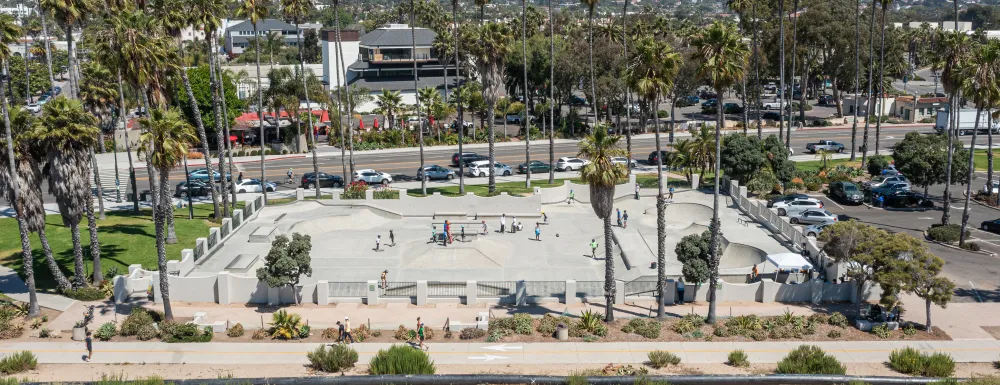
0;203;225;291
794;157;892;174
408;179;566;197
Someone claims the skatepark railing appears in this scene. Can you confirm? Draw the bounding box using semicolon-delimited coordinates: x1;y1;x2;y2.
428;281;466;298
525;281;566;298
624;280;658;296
384;281;418;298
476;281;516;298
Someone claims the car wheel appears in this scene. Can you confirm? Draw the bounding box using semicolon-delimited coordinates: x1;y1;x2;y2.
504;171;511;176
778;208;786;216
238;189;246;194
447;174;454;180
381;179;389;186
424;176;430;182
308;183;315;189
180;192;188;198
336;181;344;188
807;232;817;237
790;218;799;224
266;187;274;192
838;147;845;153
984;224;990;231
565;166;573;172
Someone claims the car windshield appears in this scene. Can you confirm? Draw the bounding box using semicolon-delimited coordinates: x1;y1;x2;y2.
844;185;858;192
872;176;887;183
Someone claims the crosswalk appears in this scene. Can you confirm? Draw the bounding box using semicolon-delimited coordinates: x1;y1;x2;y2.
93;166;130;202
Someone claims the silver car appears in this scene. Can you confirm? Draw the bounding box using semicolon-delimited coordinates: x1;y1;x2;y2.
790;209;837;225
555;157;590;171
864;175;908;190
611;157;638;169
353;169;393;185
466;160;512;177
803;222;832;238
773;198;824;216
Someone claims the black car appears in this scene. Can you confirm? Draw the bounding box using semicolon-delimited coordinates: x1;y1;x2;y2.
647;150;670;165
300;172;344;189
175;180;211;198
767;193;810;208
882;191;930;208
829;181;863;204
451;152;488;166
982;218;1000;233
762;111;782;121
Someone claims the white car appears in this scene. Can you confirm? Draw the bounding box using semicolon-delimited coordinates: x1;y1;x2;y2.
611;157;638;169
985;181;999;195
772;197;823;216
353;169;393;185
233;179;276;193
555;157;590;171
26;103;41;113
789;209;837;225
466;160;512;177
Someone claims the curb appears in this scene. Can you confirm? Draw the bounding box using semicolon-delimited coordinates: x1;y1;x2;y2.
922;231;997;257
962;190;1000;212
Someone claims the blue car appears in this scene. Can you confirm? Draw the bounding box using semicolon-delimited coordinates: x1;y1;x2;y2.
701;99;718;108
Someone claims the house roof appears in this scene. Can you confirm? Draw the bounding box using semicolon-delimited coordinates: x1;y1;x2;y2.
916;97;949;105
359;25;436;47
227;18;299;32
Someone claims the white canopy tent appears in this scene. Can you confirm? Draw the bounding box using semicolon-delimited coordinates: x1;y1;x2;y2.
766;253;814;271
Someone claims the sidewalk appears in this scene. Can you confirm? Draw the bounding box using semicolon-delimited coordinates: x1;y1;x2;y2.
0;266;76;311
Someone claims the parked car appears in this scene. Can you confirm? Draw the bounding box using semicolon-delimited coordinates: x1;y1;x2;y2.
467;160;512;177
984;181;999;195
51;86;62;96
829;181;863;204
701;99;718;108
817;95;835;105
981;218;1000;233
301;172;344;189
26;103;41;113
871;181;912;196
723;103;744;114
417;165;456;180
762;111;781;121
611;157;638;169
864;175;908;190
699;91;717;99
882;190;930;208
451;152;488;166
647;151;670;165
568;95;588;106
803;222;832;238
767;193;810;208
233;178;276;193
764;82;777;92
773;198;823;216
188;168;230;182
675;95;699;107
518;160;551;174
760;101;782;110
174;180;212;198
805;140;845;154
353;169;393;185
790;209;837;225
555;157;590;171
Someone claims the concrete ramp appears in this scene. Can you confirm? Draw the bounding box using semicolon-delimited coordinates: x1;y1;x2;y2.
720;242;768;269
290;209;391;233
663;203;713;221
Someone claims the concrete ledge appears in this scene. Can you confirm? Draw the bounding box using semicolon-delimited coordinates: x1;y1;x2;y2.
249;226;280;243
433;212;468;220
476;212;542;219
225;254;260;274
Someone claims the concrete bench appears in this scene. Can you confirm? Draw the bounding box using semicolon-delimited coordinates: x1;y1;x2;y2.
249;226;280;243
475;213;542;219
193;312;226;333
225;254;259;274
433;212;468;220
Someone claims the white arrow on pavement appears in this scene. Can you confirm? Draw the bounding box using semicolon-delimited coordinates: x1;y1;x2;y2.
469;354;509;361
482;344;523;352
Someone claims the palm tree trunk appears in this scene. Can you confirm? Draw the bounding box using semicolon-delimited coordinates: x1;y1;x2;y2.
1;68;40;317
334;3;355;176
293;22;320;199
522;0;530;188
90;149;106;219
332;5;347;182
708;86;724;325
860;0;877;168
454;0;467;192
873;5;887;156
180;41;221;220
850;0;861;161
601;214;615;322
84;165;102;284
653;96;666;320
410;2;426;196
38;231;71;291
988;107;994;206
70;222;85;288
156;166;174;321
254;24;267;202
214;57;238;211
959;108;981;246
670;86;677;143
66;27;79;98
587;7;597;133
778;0;786;143
799;53;809;123
787;0;798;147
622;0;632;174
206;38;229;216
117;70;140;214
39;4;55;91
753;1;762;138
488;101;497;194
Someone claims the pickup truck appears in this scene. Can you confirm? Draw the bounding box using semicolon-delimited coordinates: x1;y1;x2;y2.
806;140;845;153
759;101;782;110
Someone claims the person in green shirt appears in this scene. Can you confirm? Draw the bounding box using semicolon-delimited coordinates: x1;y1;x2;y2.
417;322;427;351
590;239;598;259
430;226;437;243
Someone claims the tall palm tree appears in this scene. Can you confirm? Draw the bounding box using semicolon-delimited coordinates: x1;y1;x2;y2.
36;96;99;289
786;0;799;146
79;61;117;222
417;87;442;139
691;21;750;324
0;16;39;317
577;129;627;322
281;0;320;197
581;0;598;132
932;31;971;225
332;0;356;176
547;0;555;185
35;0;56;90
958;40;1000;246
476;0;488;23
376;89;403;129
137;109;197;321
521;0;531;188
850;0;862;161
627;36;680;320
860;0;878;168
236;0;270;201
777;0;786;142
451;0;466;193
464;22;513;194
40;0;95;98
873;0;894;157
409;0;427;196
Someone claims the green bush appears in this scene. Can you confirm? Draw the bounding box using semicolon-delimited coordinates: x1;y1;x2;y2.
728;349;749;367
299;324;311;339
227;323;245;337
63;286;107;301
511;313;533;335
672;319;697;334
95;322;117;341
308;344;358;372
373;189;400;199
0;351;36;375
647;350;681;368
867;155;890;177
775;345;846;375
460;327;486;339
136;324;158;341
120;308;156;336
962;242;981;251
341;181;368;199
537;314;571;336
872;323;891;339
889;347;925;374
827;312;848;328
903;324;917;336
623;318;661;339
927;224;968;244
368;345;436;375
923;353;956;377
163;323;213;343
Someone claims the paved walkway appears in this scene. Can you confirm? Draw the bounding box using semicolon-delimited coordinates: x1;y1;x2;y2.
0;266;76;311
1;339;996;365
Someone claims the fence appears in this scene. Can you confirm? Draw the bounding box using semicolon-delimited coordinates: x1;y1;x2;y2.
476;281;516;299
624;280;658;297
576;281;606;298
328;282;368;297
525;281;565;298
428;281;466;298
383;281;417;298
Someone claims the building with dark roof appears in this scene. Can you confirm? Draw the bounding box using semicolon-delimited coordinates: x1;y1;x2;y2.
225;18;303;56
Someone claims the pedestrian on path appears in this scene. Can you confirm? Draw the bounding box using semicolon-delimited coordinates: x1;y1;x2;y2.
375;235;381;251
460;226;466;242
751;265;758;282
430;226;437;243
445;220;453;244
635;182;640;200
414;316;421;343
542;212;548;223
500;214;506;234
237;172;244;183
84;331;93;362
511;216;518;233
616;208;622;227
417;322;427;351
669;187;675;200
567;190;575;204
341;317;356;343
535;223;541;241
590;239;598;259
389;230;395;247
481;220;488;235
622;210;629;229
381;270;388;291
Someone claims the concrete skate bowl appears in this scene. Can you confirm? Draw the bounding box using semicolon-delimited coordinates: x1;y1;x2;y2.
718;237;767;269
400;238;508;269
288;209;391;233
640;203;713;229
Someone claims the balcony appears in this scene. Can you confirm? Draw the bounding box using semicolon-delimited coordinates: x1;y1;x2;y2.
371;53;434;63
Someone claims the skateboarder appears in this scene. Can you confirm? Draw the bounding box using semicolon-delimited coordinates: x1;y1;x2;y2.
535;224;541;241
590;239;598;259
622;210;629;229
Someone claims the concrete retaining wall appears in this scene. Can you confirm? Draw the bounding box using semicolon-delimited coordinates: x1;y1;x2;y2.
168;275;219;303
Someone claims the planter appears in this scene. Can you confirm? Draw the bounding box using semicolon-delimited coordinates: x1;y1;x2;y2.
72;327;86;341
556;326;569;341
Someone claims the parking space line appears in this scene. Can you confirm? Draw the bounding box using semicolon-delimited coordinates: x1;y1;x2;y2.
825;198;845;210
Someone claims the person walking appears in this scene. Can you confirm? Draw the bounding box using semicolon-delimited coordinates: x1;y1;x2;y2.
751;264;758;282
590;239;598;259
542;211;548;223
414;316;421;344
511;216;518;233
481;220;488;236
500;214;506;234
460;226;466;242
84;331;93;362
622;210;629;229
567;190;575;204
616;208;622;227
430;226;437;243
417;322;427;351
635;182;640;200
237;172;244;183
375;235;381;251
534;223;541;241
389;230;395;247
381;270;388;291
341;317;356;344
442;221;449;247
668;186;675;200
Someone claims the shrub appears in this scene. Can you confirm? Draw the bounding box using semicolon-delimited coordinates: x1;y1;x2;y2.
923;353;956;377
805;182;822;191
927;224;967;244
299;325;311;339
373;189;400;199
251;328;269;340
537;314;570;336
576;310;605;336
962;242;981;251
0;351;36;375
269;310;303;340
95;322;117;341
394;325;413;341
136;324;158;341
672;319;697;334
647;350;681;368
903;324;917;336
308;344;358;373
163;323;212;343
582;334;598;342
775;345;846;375
889;347;926;374
713;325;731;337
827;312;848;328
486;329;509;342
38;328;50;338
872;323;891;339
353;324;372;342
749;329;768;341
227;323;245;338
728;349;750;367
511;313;533;335
341;181;368;199
808;313;829;325
368;345;436;375
120;308;155;336
321;327;338;339
460;328;486;340
63;286;107;301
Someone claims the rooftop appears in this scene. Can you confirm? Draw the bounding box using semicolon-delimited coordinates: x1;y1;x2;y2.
359;24;436;47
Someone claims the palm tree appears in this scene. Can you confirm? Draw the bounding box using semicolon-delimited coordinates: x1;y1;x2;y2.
577;129;628;322
417;87;442;140
626;36;680;320
137;109;197;321
521;0;531;188
451;0;467;193
376;89;403;130
958;40;1000;246
581;0;598;132
235;0;270;201
850;0;862;161
932;31;972;225
281;0;320;197
691;21;750;324
463;22;513;194
475;0;488;23
859;0;878;169
873;0;894;157
0;16;39;317
35;0;56;90
547;0;555;185
36;96;99;289
409;0;427;197
79;61;117;221
332;0;356;176
264;31;283;67
786;0;799;146
40;0;95;98
777;0;786;143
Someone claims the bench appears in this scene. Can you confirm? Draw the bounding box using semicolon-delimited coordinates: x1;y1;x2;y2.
249;226;280;243
225;254;259;274
193;312;226;333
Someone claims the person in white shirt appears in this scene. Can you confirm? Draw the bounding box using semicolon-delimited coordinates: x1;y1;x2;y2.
375;235;381;251
500;214;506;234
